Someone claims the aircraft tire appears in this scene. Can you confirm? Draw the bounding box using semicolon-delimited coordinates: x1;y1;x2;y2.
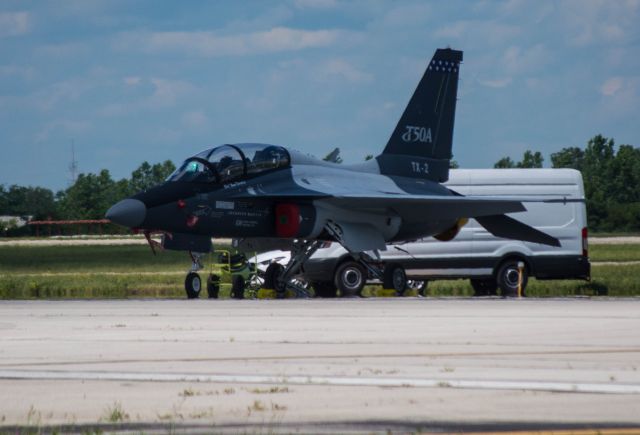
184;272;202;299
383;264;407;296
264;263;286;299
231;275;245;300
313;281;337;298
496;260;528;298
335;261;366;297
470;278;498;297
207;274;220;299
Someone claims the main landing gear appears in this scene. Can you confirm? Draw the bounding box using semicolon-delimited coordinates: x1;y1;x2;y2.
263;240;321;298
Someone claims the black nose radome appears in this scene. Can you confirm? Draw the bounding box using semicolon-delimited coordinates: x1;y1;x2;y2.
106;199;146;227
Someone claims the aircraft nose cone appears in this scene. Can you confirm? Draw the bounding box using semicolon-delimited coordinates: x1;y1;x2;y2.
106;199;146;227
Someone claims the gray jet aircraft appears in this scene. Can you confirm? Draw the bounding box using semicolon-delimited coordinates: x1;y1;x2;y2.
107;48;560;298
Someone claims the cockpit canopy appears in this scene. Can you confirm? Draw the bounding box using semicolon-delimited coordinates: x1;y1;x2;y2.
167;144;290;184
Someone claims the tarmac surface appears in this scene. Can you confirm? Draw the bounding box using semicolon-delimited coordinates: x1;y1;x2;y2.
1;298;639;433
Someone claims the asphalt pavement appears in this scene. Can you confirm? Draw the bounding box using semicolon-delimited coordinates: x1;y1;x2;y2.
0;298;639;433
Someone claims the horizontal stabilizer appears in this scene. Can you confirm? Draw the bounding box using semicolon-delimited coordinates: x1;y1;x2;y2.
476;214;561;247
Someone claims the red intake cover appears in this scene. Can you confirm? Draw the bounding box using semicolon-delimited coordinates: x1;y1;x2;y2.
275;203;300;238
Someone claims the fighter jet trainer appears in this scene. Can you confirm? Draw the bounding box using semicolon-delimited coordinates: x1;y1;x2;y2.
107;48;560;297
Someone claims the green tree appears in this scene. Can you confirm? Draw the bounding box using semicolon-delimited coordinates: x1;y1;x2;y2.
609;144;640;204
129;160;176;193
449;160;459;169
0;185;8;215
364;154;374;161
57;169;122;219
322;148;342;163
551;147;584;170
494;156;515;168
582;135;615;208
0;185;56;219
495;150;543;169
517;150;544;168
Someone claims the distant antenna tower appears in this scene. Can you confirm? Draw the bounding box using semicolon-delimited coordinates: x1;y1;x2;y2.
68;140;78;185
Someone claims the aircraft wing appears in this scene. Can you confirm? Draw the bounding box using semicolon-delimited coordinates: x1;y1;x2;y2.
319;195;526;220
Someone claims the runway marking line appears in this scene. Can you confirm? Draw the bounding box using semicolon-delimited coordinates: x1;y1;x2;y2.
1;347;638;368
1;370;639;395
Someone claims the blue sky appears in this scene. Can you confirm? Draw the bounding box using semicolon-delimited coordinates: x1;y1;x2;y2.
1;0;639;191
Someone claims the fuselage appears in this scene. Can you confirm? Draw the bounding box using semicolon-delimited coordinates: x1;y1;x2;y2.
106;143;458;243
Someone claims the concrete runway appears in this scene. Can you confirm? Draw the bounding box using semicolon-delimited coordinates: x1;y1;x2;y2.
1;298;639;433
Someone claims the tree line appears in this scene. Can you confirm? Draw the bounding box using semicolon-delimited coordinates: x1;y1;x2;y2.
492;134;640;232
0;161;175;235
1;134;638;234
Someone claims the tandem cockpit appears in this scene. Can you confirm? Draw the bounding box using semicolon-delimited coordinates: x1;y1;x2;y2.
167;143;291;184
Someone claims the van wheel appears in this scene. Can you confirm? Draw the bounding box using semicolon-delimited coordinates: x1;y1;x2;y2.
185;272;201;299
497;260;528;297
230;275;245;299
335;261;366;297
383;264;408;296
207;274;220;299
313;281;337;298
470;279;498;296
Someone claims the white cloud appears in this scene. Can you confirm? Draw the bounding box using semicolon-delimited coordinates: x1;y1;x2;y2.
292;0;338;9
320;59;373;84
477;77;513;88
123;76;141;86
379;3;432;28
0;12;30;37
599;76;640;114
148;78;195;108
561;0;640;46
100;77;196;116
0;65;35;80
502;44;549;75
36;42;89;58
114;27;353;57
601;77;623;96
34;119;92;143
181;110;208;129
433;20;521;46
34;78;91;111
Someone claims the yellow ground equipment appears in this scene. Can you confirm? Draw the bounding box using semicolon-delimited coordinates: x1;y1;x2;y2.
185;249;263;299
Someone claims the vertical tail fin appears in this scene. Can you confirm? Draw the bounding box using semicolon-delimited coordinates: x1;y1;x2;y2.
377;48;463;182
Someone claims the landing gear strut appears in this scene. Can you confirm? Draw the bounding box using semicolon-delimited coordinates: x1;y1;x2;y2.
183;251;206;299
264;240;323;298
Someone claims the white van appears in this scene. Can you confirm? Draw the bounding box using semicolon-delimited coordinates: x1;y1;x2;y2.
302;168;591;297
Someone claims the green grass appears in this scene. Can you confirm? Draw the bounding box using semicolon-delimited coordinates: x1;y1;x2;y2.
0;244;236;299
589;244;640;262
0;245;189;274
590;232;640;237
403;264;640;297
1;244;640;299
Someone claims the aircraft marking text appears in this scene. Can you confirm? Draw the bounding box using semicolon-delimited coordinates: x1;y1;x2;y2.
402;126;432;144
410;161;430;174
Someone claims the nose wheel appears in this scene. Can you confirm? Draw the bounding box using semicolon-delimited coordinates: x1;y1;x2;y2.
184;272;202;299
184;251;206;299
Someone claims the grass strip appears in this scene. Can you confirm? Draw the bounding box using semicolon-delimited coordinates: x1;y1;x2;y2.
2;244;640;299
